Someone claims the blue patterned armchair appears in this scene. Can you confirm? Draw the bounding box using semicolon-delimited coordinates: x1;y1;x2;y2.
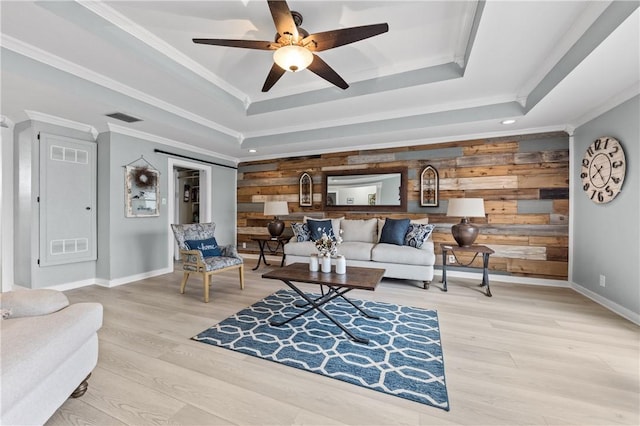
170;223;244;303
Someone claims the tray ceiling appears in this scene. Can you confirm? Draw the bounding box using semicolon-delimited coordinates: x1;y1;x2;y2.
1;1;638;162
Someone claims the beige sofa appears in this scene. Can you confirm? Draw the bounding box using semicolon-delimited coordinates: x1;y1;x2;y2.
284;217;436;288
0;289;103;425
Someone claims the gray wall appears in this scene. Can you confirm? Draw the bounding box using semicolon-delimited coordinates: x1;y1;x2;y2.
96;131;237;282
573;95;639;315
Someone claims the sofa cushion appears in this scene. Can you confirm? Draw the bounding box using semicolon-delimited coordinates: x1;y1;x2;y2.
404;224;435;249
340;219;377;243
0;290;69;319
379;218;410;246
372;243;436;266
336;242;375;261
284;241;317;257
307;219;333;241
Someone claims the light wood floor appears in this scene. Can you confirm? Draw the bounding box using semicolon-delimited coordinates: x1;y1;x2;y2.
47;260;639;426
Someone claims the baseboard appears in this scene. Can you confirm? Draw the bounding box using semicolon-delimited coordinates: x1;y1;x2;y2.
570;281;640;325
45;278;100;292
94;267;173;288
434;269;570;287
43;267;174;291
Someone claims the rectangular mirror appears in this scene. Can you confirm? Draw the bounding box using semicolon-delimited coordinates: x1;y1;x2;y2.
323;167;407;211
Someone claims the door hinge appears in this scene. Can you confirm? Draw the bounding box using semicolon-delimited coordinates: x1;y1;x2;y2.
37;133;40;140
37;196;40;202
37;259;40;265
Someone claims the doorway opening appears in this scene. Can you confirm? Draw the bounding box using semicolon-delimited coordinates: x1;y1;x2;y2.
176;167;201;225
167;158;212;264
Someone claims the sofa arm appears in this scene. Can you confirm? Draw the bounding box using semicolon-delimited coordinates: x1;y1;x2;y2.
0;290;69;320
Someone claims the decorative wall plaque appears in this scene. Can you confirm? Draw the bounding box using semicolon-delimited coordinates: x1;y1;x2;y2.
299;172;312;207
420;165;439;207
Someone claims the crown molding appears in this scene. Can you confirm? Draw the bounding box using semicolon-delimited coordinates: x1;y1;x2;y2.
24;110;98;138
106;123;239;165
238;124;567;163
570;82;640;129
76;0;247;103
2;35;241;141
0;115;14;129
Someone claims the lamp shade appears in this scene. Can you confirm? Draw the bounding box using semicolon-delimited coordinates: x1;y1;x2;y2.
273;45;313;72
264;201;289;217
446;198;485;218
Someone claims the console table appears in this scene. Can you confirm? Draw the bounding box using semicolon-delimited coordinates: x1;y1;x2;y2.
251;235;288;270
440;243;495;297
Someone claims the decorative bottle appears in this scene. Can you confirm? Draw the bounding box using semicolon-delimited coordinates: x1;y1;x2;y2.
309;254;319;272
321;255;331;273
336;255;346;274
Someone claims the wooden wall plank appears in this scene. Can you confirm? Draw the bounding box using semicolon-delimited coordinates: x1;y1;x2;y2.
462;141;519;155
440;176;518;190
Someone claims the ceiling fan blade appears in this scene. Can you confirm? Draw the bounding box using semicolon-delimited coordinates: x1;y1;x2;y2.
262;63;286;92
193;38;278;50
302;23;389;52
267;0;298;41
307;54;348;90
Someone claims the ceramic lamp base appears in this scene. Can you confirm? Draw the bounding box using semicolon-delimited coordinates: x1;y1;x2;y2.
267;219;284;237
451;218;478;247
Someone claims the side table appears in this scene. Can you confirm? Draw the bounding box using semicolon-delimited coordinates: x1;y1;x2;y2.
441;243;495;297
251;235;289;270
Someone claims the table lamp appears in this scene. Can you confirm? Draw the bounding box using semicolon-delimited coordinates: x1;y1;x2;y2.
446;198;485;247
264;201;289;237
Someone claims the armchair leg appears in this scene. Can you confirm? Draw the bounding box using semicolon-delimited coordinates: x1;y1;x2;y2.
180;272;190;294
239;265;245;290
203;273;210;303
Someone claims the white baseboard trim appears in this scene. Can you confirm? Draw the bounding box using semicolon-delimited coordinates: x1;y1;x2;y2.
570;281;640;325
434;269;570;287
46;278;100;292
94;267;173;288
43;267;174;291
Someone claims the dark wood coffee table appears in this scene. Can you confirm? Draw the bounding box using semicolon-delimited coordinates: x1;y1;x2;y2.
262;263;385;344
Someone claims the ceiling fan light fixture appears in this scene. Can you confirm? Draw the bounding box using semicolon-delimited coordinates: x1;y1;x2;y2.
273;45;313;72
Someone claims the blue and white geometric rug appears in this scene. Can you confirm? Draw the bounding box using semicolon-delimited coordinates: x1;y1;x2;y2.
193;289;449;410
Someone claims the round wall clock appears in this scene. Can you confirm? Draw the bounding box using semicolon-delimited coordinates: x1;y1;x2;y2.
580;136;626;204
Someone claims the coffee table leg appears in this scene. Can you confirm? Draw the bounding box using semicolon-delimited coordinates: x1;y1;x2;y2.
271;281;371;344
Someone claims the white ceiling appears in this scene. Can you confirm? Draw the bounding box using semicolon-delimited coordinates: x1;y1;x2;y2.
1;1;638;163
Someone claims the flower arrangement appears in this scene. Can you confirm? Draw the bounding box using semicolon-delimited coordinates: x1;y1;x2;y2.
314;228;343;257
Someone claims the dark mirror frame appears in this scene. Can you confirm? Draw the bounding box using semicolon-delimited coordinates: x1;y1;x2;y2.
323;167;408;211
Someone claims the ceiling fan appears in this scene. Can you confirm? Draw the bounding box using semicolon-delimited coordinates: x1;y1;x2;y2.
193;0;389;92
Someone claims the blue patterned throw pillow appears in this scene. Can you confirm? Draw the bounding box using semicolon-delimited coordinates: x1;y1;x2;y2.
307;219;334;241
185;237;222;257
379;218;411;246
404;223;435;248
291;222;311;242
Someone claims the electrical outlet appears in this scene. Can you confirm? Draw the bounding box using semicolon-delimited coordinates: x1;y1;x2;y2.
448;255;456;264
242;242;247;249
599;274;606;287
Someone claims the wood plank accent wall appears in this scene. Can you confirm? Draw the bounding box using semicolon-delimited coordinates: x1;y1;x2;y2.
237;132;569;280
